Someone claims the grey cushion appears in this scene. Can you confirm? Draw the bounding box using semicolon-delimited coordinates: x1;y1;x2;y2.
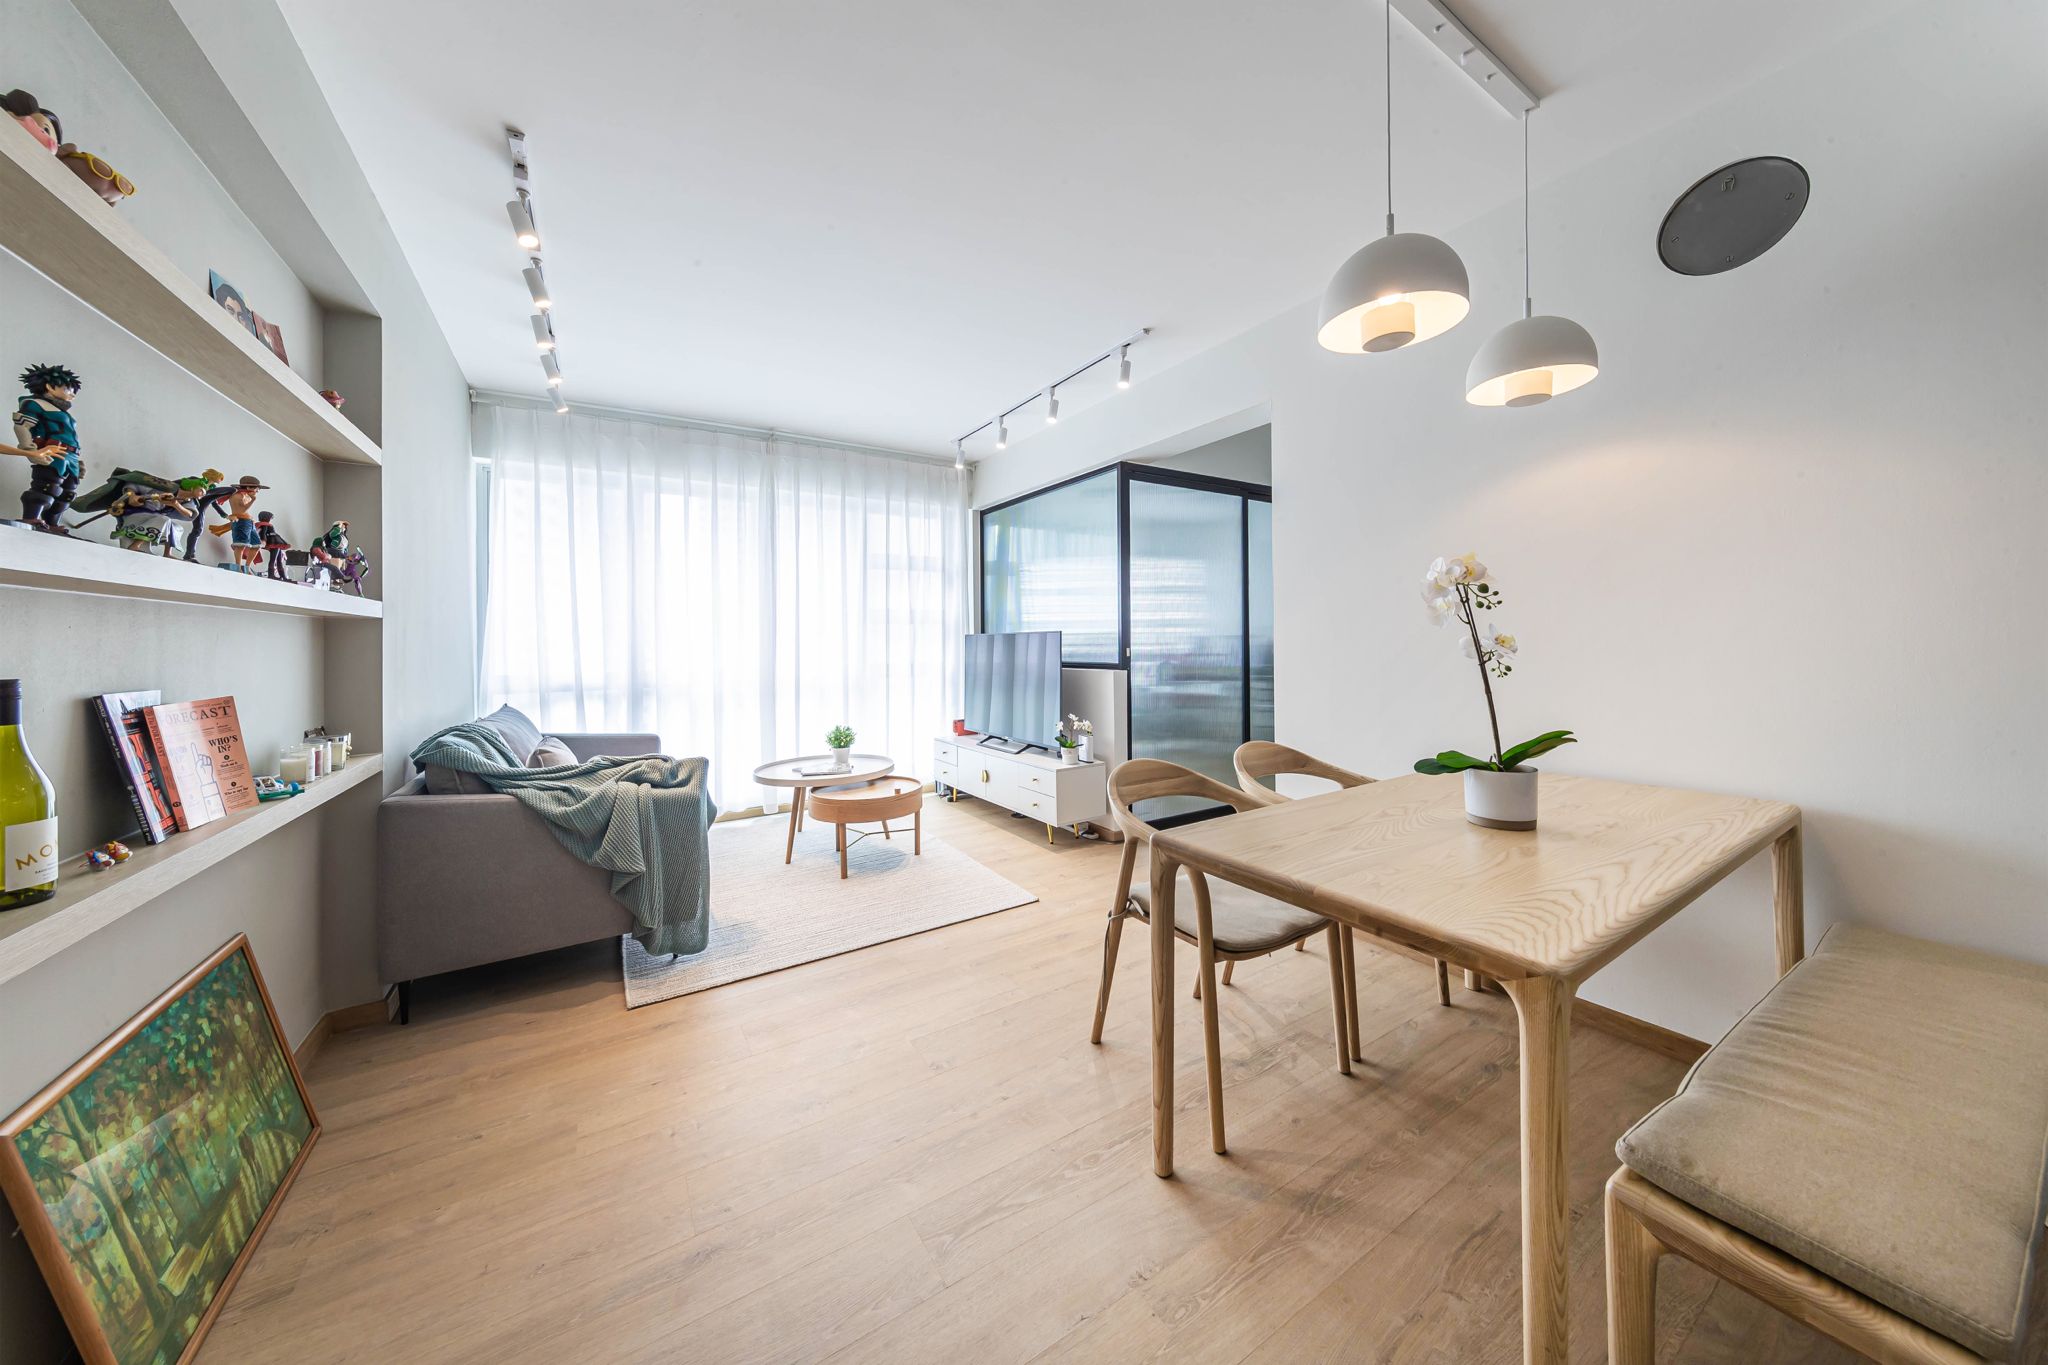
1130;872;1329;954
421;763;489;795
1617;924;2048;1361
479;703;543;759
529;735;578;767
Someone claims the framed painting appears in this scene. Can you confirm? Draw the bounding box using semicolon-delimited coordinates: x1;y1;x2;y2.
0;936;319;1365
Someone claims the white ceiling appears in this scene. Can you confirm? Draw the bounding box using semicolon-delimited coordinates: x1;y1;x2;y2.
277;0;1891;458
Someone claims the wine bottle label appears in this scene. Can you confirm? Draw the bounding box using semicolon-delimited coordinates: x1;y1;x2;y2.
5;817;58;891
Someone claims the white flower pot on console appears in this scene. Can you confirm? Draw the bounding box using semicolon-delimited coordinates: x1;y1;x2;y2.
1464;766;1538;830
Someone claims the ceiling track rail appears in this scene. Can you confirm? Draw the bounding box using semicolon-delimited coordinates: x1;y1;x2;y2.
1391;0;1538;117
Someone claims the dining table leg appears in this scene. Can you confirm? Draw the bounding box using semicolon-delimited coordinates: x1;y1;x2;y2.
1772;820;1804;976
783;788;805;864
1501;974;1574;1365
1150;840;1179;1178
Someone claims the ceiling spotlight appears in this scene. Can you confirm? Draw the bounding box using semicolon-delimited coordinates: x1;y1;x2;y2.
523;265;551;311
507;197;540;251
541;353;562;387
1316;0;1469;353
1045;387;1060;424
554;396;570;415
1117;344;1132;389
531;314;555;352
955;439;965;470
995;416;1008;450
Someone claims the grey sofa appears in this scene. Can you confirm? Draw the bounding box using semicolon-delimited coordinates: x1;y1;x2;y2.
378;724;662;1021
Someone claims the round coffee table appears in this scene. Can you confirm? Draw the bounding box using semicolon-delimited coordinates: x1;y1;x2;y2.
805;777;923;879
753;754;894;864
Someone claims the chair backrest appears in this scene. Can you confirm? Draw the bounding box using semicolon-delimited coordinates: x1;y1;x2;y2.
1231;741;1374;807
1108;758;1265;844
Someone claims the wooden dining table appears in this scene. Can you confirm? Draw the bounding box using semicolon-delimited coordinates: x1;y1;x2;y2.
1145;771;1803;1365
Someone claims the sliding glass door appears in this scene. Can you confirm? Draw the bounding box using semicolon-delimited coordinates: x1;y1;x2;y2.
1127;471;1269;817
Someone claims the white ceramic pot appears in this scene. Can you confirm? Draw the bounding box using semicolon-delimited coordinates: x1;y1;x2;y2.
1060;745;1078;765
830;746;851;772
1464;765;1538;830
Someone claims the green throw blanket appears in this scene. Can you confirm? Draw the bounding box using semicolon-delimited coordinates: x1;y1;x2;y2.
410;721;717;957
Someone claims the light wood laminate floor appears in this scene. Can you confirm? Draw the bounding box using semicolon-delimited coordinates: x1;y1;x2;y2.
201;799;1859;1364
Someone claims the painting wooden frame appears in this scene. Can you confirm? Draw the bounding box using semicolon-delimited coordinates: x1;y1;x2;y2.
0;935;320;1365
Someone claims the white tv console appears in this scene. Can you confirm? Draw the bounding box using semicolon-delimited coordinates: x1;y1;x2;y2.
934;735;1108;842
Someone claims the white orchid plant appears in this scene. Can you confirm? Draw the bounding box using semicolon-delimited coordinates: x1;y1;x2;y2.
1055;714;1091;750
1415;553;1576;776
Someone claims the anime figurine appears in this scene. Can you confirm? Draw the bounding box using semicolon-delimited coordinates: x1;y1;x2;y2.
107;483;196;555
5;363;85;533
332;546;373;596
305;519;350;585
205;475;268;572
81;840;131;872
257;511;291;580
2;89;60;153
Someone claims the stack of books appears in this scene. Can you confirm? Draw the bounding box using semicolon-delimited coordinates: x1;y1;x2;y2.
92;692;257;843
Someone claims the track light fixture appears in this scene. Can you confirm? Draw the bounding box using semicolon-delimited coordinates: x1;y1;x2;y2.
523;265;551;311
951;328;1148;461
531;314;555;352
955;440;965;470
506;198;540;251
555;396;570;415
541;353;562;387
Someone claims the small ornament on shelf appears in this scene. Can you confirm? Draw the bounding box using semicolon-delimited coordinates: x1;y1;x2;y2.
317;390;345;409
4;363;85;535
257;511;291;579
254;775;301;802
2;89;61;154
82;840;132;871
204;475;268;573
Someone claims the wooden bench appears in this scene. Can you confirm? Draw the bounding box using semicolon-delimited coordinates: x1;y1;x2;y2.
1605;925;2048;1363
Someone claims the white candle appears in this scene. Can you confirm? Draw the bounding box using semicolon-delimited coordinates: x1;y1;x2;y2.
279;747;313;784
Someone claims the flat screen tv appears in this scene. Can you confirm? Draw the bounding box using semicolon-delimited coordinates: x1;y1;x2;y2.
963;630;1062;752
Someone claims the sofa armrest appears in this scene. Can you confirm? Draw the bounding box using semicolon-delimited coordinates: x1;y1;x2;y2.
561;732;662;761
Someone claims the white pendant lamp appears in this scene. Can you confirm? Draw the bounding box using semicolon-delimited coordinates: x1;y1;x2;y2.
1317;0;1469;354
1466;113;1598;407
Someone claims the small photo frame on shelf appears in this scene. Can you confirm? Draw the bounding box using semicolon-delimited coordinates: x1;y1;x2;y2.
0;935;319;1365
207;269;259;338
251;314;288;365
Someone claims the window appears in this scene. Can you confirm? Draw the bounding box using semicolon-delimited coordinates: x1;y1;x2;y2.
979;469;1119;663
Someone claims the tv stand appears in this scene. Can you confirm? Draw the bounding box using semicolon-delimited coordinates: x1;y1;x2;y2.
935;735;1107;843
975;734;1033;755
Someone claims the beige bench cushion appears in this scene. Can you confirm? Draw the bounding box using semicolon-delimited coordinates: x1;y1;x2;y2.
1130;873;1328;955
1618;924;2048;1360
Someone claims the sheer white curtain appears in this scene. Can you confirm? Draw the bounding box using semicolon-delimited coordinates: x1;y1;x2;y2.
477;400;971;812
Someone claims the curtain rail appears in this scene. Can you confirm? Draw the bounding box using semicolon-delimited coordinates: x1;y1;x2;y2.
469;389;960;470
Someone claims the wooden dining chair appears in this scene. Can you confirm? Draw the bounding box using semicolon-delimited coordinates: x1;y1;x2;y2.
1233;740;1453;1019
1090;758;1358;1155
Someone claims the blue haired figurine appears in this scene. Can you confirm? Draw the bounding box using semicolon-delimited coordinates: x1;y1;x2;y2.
5;363;85;533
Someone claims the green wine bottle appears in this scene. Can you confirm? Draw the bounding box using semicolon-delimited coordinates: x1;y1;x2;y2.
0;678;59;910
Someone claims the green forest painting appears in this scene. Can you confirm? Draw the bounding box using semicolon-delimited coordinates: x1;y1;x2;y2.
5;946;314;1365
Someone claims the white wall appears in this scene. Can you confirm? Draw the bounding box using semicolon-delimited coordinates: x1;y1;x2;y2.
972;0;2048;1040
1141;424;1272;485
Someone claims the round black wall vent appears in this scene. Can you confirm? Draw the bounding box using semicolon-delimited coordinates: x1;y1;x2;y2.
1658;157;1809;275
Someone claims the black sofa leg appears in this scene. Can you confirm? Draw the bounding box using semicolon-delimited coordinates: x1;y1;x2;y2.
397;980;412;1025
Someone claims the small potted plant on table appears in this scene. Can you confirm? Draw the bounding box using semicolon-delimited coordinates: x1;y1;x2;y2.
826;724;855;773
1064;713;1093;763
1053;719;1082;765
1415;553;1575;829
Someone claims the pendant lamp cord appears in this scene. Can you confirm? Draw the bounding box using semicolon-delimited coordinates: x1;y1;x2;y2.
1523;112;1533;318
1384;0;1395;237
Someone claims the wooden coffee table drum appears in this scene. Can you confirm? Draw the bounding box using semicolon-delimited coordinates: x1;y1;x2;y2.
804;777;923;879
1143;772;1804;1365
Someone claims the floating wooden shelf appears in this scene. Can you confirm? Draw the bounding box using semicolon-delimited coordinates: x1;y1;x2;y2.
0;527;381;618
0;753;382;987
0;122;382;467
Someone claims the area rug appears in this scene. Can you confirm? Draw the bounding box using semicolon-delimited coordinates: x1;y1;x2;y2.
620;814;1037;1007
